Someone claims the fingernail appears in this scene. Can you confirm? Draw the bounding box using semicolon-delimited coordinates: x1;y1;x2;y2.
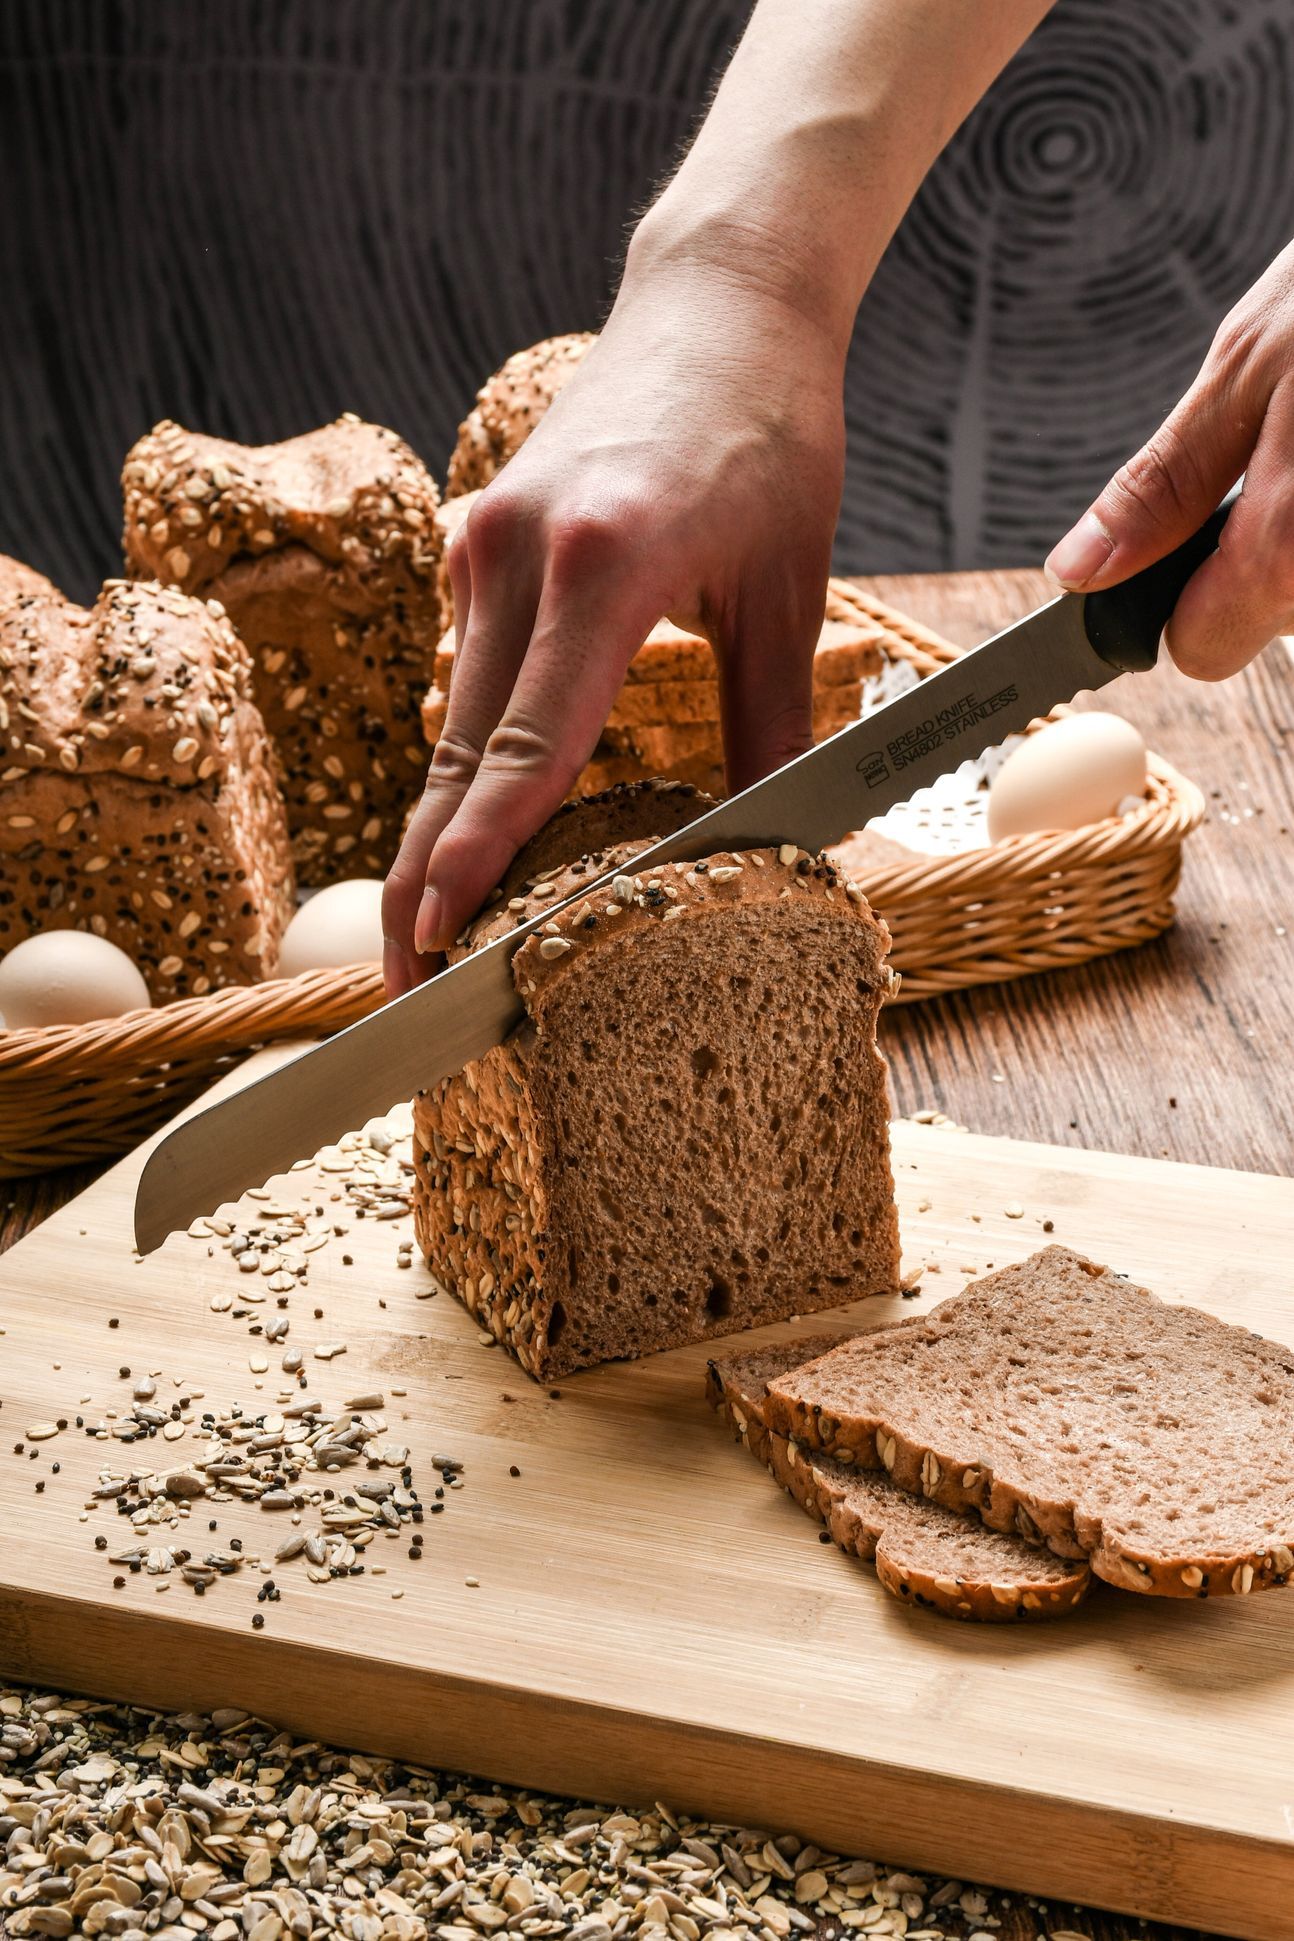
1045;512;1116;590
413;886;441;956
383;939;411;1000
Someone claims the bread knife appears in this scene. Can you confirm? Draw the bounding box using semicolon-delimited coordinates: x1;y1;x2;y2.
133;492;1237;1251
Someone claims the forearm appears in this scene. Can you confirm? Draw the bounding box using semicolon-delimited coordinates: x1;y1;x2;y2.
631;0;1054;353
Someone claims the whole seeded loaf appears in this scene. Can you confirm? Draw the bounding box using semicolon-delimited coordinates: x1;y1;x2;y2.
445;333;595;498
0;565;292;1001
765;1245;1294;1599
708;1338;1091;1621
411;784;902;1378
122;415;441;883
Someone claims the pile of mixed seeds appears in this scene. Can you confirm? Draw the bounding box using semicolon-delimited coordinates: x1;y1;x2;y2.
0;1688;1114;1941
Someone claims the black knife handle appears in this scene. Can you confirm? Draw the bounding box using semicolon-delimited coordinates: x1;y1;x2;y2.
1082;482;1242;675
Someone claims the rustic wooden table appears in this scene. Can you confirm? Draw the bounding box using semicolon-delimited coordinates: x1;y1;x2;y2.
2;566;1285;1941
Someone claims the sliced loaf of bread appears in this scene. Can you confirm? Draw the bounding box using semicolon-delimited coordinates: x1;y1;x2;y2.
708;1338;1091;1621
411;785;902;1379
764;1246;1294;1598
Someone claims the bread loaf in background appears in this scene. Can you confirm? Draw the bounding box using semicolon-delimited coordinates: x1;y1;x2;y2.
445;333;594;499
0;558;292;1001
122;415;441;884
411;781;902;1379
423;608;883;802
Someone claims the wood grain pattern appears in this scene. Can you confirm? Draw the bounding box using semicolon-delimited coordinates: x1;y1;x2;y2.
871;569;1294;1177
2;566;1285;1941
3;1072;1294;1941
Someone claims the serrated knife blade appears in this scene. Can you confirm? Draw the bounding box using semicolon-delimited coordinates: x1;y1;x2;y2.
133;491;1236;1251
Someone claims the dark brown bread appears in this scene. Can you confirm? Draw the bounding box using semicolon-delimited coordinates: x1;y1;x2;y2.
123;416;441;883
765;1246;1294;1599
708;1338;1091;1621
412;789;902;1379
0;566;292;1000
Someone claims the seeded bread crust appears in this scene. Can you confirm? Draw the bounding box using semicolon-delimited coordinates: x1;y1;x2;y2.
0;557;60;612
708;1339;1091;1621
445;334;595;500
485;779;714;914
412;795;902;1380
122;415;441;883
765;1246;1294;1600
0;569;292;1000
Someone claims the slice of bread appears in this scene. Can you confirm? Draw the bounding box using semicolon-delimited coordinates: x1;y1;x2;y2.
765;1246;1294;1599
708;1338;1091;1621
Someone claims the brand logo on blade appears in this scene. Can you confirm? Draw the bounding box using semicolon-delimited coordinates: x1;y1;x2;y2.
856;684;1020;776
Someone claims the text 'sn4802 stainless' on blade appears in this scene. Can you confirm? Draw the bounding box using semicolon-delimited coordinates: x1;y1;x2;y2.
133;592;1113;1251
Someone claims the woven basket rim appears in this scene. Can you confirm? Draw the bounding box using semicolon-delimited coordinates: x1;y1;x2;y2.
0;578;1201;1076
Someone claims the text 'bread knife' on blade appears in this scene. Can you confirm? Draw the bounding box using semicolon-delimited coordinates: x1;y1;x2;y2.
132;488;1239;1251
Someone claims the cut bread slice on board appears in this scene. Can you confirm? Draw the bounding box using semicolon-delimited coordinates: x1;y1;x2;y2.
765;1246;1294;1599
708;1338;1091;1622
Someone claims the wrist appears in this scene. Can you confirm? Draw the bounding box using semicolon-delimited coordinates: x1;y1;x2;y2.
623;189;863;362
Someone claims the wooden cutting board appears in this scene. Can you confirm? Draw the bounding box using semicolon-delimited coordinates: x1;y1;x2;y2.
2;1059;1292;1941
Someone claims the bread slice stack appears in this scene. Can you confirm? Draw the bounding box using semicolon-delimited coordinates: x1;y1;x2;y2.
722;1245;1294;1617
708;1338;1092;1622
411;781;902;1378
421;543;882;798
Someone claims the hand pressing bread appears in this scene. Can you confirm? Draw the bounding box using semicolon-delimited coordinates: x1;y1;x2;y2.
384;250;850;992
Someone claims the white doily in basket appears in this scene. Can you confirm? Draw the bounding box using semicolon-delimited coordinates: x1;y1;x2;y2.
849;657;1024;858
851;659;1146;859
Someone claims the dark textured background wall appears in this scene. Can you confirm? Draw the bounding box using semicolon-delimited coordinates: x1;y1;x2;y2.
1;0;1291;604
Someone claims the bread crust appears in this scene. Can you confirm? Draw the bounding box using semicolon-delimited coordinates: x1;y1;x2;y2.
445;334;595;499
707;1341;1091;1622
413;799;902;1379
123;416;441;882
766;1246;1294;1599
0;567;292;999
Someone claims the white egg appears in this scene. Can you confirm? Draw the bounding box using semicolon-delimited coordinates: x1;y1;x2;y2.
279;878;386;976
0;930;151;1030
987;711;1148;843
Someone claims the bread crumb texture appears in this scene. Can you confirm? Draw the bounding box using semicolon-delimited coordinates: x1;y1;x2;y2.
413;786;901;1378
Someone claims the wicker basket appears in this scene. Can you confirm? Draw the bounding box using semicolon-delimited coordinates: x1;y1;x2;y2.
0;582;1203;1176
823;581;1206;1002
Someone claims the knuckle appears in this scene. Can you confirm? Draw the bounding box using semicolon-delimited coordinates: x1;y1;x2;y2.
464;485;525;565
425;724;486;790
1207;302;1263;379
482;712;558;776
379;873;408;932
1109;426;1203;534
545;508;630;581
